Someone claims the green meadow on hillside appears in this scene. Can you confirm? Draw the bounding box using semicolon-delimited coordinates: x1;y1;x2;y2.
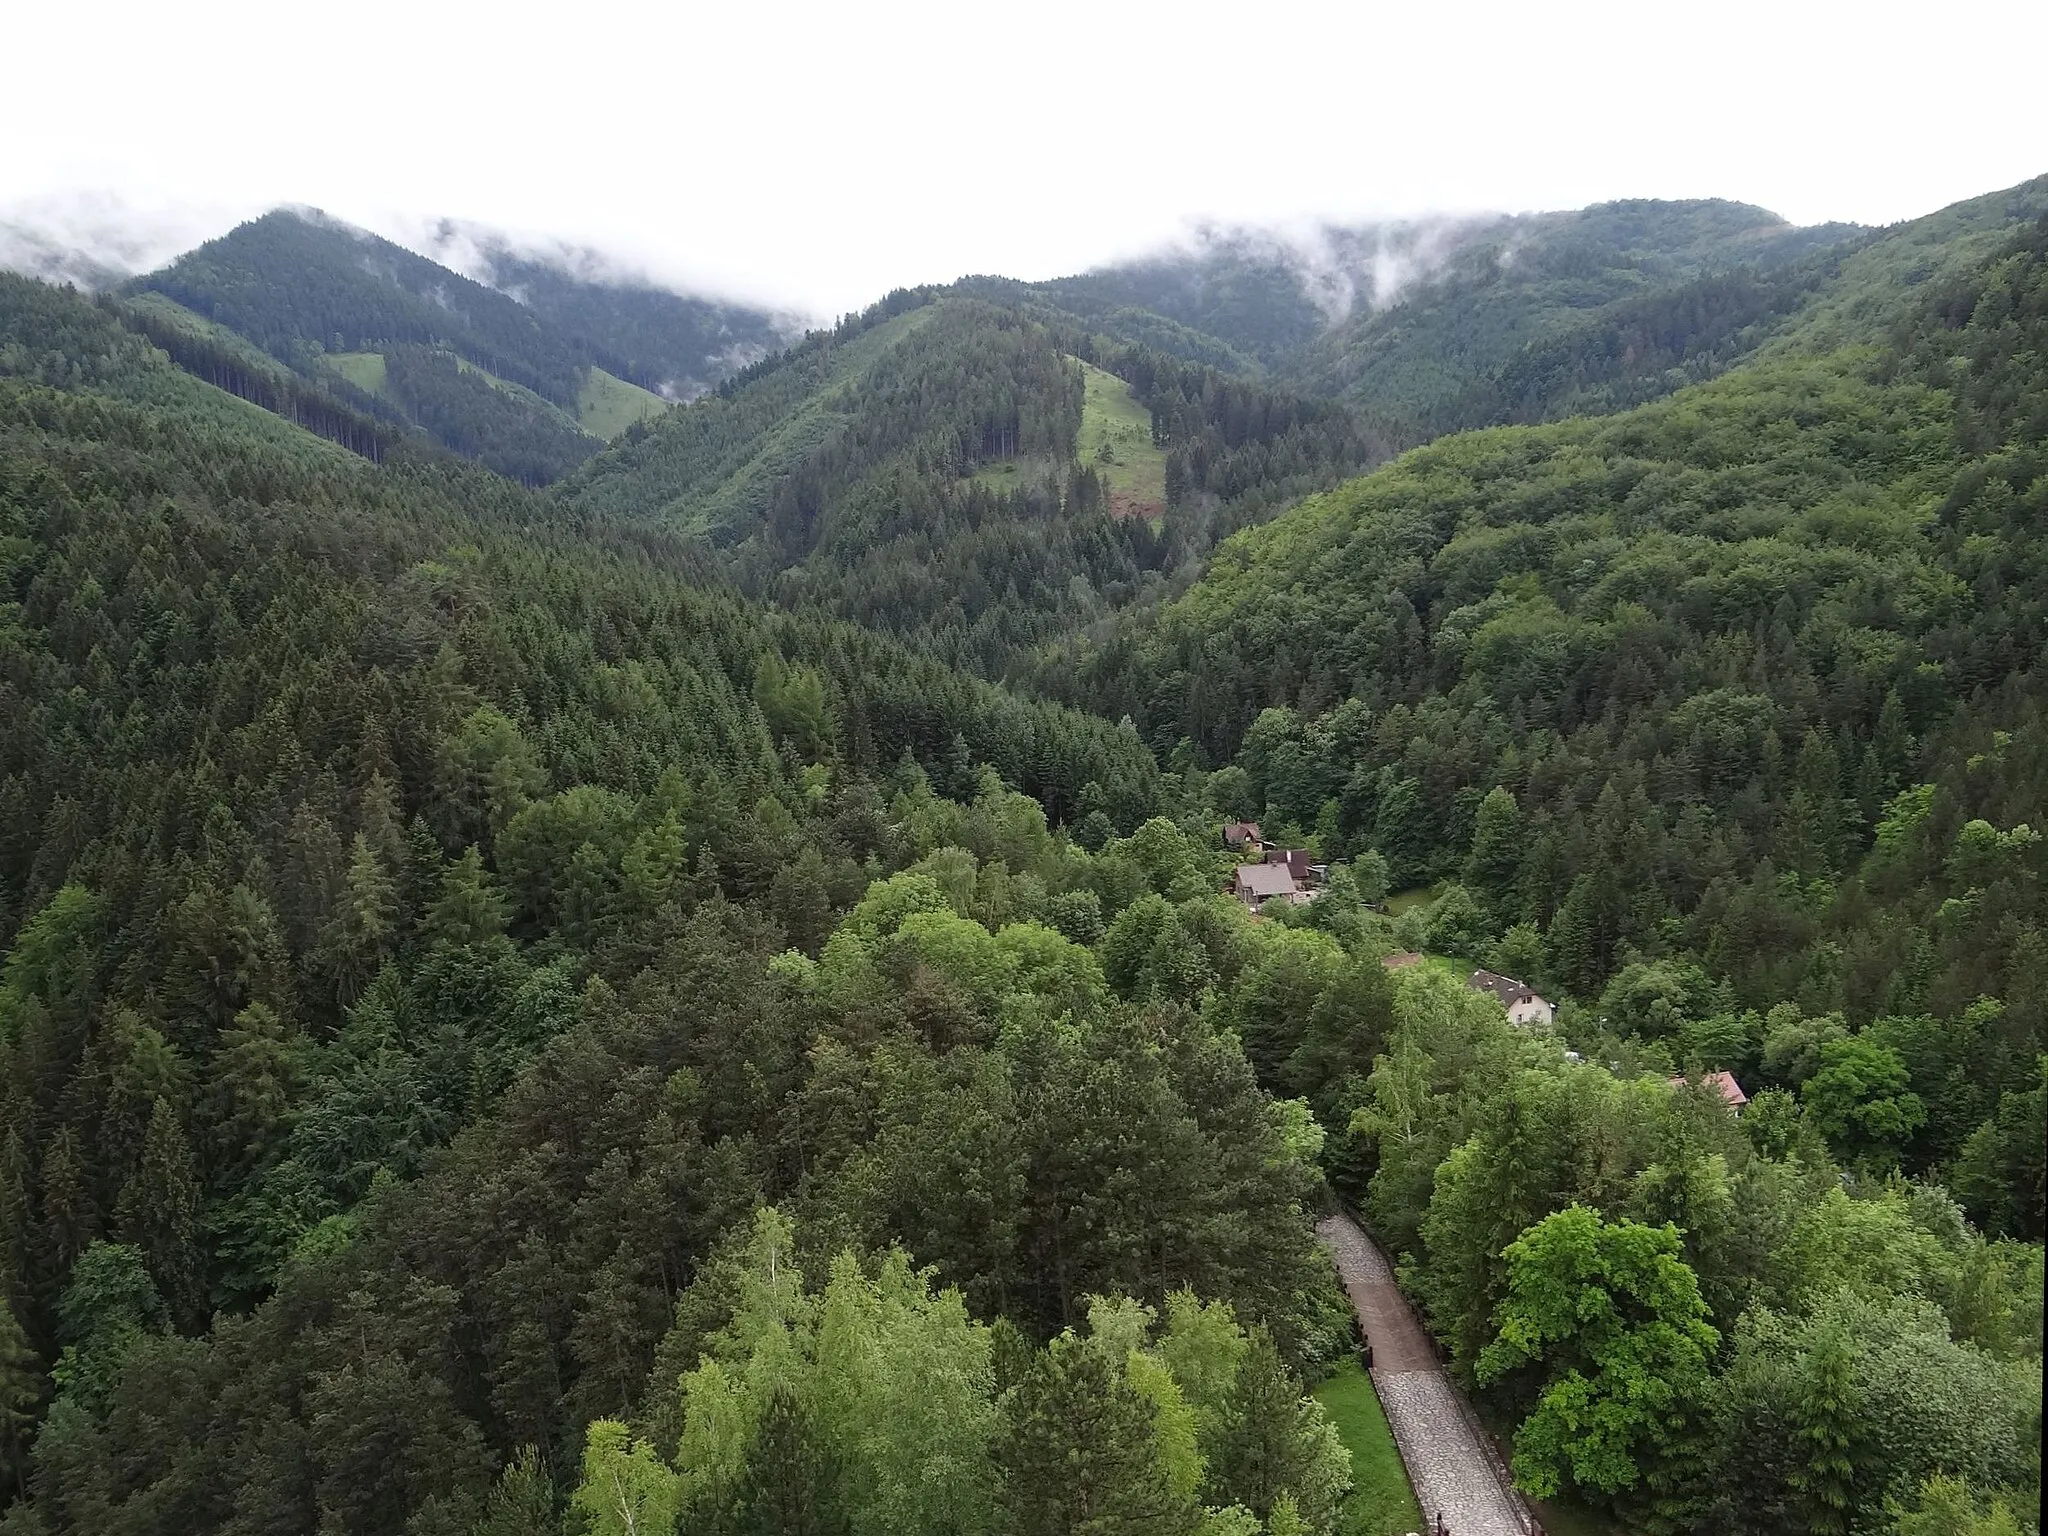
1078;355;1167;516
576;363;671;437
324;348;388;396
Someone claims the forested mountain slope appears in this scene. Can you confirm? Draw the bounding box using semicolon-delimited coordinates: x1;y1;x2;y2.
427;225;794;400
1053;200;1843;369
1008;208;2048;1536
1071;214;2048;1227
560;289;1383;675
121;210;787;486
1043;180;2048;449
0;181;2040;1536
1286;199;1860;419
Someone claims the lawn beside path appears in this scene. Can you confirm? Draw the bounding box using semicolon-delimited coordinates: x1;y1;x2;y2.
1315;1358;1425;1536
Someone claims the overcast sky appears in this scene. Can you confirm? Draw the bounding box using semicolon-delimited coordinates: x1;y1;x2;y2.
6;0;2045;316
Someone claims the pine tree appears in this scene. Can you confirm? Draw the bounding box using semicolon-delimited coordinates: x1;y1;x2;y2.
114;1098;203;1327
1202;1331;1344;1530
472;1445;555;1536
998;1336;1197;1536
723;1385;849;1536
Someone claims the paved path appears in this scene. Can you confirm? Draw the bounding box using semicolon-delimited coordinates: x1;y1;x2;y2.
1319;1211;1531;1536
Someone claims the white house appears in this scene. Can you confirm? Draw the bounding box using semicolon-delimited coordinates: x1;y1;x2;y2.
1467;968;1555;1028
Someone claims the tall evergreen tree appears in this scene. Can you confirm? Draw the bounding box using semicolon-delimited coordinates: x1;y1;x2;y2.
0;1296;43;1500
113;1098;203;1326
39;1127;98;1281
1785;1322;1858;1536
1201;1331;1347;1529
1463;786;1524;923
997;1336;1198;1536
471;1445;556;1536
722;1385;849;1536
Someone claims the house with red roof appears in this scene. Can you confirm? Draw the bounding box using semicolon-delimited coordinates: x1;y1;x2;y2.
1669;1069;1748;1110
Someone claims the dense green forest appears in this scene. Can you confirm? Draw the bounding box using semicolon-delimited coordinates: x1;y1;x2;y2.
1032;183;2048;449
137;211;593;405
1;276;1364;1534
0;177;2043;1536
1020;200;1852;402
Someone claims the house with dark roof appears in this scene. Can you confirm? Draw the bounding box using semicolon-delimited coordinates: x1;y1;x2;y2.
1232;861;1302;909
1223;821;1262;850
1264;847;1326;886
1467;968;1555;1027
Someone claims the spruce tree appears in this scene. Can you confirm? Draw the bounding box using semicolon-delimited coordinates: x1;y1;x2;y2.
472;1445;555;1536
425;847;510;946
39;1126;99;1279
1464;785;1524;921
0;1296;43;1500
1787;1322;1858;1536
114;1098;203;1327
0;1128;31;1309
321;832;399;1003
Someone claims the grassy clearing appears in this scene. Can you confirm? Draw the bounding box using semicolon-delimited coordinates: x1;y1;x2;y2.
327;350;389;397
577;366;670;439
1074;358;1165;516
1315;1358;1424;1536
1420;952;1480;981
1383;884;1443;917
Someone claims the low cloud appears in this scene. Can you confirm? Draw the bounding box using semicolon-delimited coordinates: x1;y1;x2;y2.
0;189;256;287
1154;212;1511;324
389;214;813;337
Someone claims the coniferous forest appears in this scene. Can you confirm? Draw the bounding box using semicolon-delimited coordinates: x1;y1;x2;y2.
0;172;2042;1536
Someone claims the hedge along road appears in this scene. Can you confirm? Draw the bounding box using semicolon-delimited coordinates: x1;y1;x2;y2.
1318;1211;1534;1536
